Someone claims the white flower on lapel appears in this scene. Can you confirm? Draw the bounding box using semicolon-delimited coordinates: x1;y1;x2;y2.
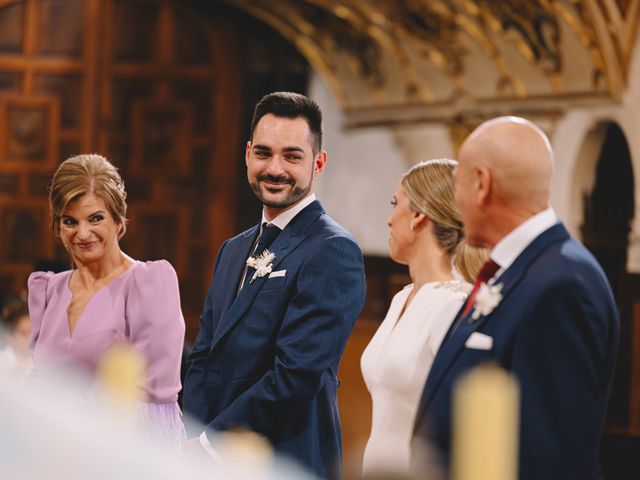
246;250;276;284
471;283;503;322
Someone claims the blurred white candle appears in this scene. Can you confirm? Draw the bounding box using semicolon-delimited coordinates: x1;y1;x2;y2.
97;343;146;412
452;363;519;480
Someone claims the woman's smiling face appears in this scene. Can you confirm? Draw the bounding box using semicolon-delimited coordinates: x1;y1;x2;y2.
59;193;121;265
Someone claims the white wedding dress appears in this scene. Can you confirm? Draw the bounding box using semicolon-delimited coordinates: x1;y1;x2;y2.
360;280;471;475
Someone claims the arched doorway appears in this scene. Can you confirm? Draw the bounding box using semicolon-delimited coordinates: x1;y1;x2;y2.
581;123;633;430
578;122;640;477
581;122;634;299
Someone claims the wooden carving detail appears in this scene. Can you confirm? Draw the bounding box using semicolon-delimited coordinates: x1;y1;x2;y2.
131;101;192;175
1;206;48;262
0;2;24;54
0;97;59;164
33;75;84;129
0;173;19;195
96;0;239;331
36;0;84;57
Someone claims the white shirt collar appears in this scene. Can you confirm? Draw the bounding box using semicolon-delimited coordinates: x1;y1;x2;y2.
491;207;558;272
261;193;317;230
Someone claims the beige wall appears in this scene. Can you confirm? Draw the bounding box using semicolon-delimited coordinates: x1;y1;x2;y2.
311;75;454;256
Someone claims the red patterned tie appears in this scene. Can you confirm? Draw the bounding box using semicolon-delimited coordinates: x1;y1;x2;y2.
461;259;501;317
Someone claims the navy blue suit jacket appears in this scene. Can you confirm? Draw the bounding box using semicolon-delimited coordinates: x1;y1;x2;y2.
413;223;619;480
183;201;366;479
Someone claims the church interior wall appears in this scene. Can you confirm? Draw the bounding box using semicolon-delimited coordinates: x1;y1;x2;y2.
310;74;457;257
313;23;640;270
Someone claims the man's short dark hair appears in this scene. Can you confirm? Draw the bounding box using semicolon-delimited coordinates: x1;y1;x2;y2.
250;92;323;154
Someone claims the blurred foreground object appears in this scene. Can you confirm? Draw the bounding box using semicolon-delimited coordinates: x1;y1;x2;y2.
0;364;316;480
97;343;146;410
452;363;519;480
217;429;272;462
0;299;33;380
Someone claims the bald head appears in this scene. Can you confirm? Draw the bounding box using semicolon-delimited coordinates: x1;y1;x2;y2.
454;117;555;247
460;116;554;211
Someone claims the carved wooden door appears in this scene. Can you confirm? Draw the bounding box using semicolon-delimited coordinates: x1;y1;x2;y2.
0;0;241;334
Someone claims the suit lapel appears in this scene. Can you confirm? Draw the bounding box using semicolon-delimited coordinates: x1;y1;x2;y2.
419;223;570;412
209;201;325;352
218;226;259;319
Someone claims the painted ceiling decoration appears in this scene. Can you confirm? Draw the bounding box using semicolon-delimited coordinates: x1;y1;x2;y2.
223;0;640;127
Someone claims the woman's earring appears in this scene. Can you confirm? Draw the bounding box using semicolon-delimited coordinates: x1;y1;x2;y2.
409;222;414;231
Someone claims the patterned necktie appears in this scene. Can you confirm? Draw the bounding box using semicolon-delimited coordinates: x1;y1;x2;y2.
243;223;281;288
461;259;501;317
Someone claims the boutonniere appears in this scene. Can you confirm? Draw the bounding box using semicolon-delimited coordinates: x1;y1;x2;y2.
246;250;276;284
471;283;503;322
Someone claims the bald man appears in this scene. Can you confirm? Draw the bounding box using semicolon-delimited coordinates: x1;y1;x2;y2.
413;117;619;479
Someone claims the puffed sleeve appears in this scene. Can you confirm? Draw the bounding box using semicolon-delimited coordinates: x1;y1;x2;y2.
27;271;54;351
126;261;185;403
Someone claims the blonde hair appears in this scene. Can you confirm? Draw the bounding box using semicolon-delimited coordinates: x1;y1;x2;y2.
401;159;488;282
49;154;128;239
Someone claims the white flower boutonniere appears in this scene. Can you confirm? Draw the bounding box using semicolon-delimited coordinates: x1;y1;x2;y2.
246;249;276;284
471;283;503;322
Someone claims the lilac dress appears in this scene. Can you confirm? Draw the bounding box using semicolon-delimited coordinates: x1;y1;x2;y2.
27;260;186;445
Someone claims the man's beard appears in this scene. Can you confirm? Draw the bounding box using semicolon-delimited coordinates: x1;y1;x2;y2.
250;174;312;209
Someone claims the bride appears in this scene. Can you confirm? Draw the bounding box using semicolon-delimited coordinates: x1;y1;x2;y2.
360;159;487;475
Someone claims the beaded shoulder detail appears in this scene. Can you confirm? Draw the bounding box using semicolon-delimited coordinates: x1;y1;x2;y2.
432;280;473;295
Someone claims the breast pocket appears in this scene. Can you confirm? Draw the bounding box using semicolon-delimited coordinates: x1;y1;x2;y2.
260;274;287;291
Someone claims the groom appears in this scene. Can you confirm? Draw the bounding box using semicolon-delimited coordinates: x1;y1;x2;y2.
413;117;619;479
182;92;366;479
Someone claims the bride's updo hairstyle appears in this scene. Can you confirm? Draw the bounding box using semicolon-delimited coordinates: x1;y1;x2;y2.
400;159;488;282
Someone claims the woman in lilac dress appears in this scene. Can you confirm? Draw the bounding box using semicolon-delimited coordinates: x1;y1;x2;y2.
27;154;185;445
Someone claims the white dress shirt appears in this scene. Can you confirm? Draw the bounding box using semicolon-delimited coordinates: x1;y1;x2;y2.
490;207;558;281
262;192;316;230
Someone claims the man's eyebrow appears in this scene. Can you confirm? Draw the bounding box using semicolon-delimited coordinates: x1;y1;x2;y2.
283;146;305;153
252;144;305;154
252;144;272;151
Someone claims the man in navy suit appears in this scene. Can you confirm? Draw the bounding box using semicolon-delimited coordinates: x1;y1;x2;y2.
413;117;619;479
182;92;366;479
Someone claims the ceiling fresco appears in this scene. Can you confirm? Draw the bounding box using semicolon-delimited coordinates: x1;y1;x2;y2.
223;0;640;126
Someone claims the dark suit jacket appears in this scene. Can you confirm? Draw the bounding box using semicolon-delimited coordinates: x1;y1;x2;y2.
183;201;366;479
413;222;619;480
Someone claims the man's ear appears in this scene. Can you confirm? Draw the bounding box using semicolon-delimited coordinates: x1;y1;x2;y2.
314;150;327;177
245;141;251;166
475;166;492;207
